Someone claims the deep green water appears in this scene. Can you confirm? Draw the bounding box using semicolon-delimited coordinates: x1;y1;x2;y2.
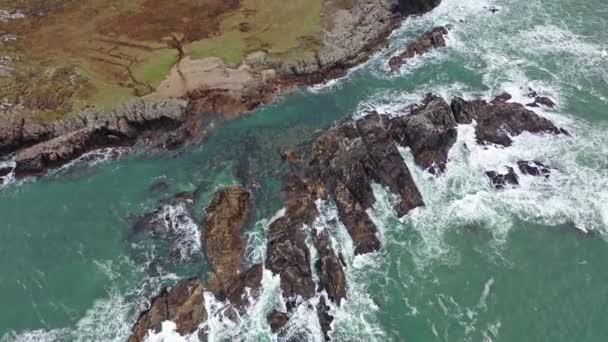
1;0;608;341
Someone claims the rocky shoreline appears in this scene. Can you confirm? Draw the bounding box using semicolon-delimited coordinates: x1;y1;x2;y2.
0;0;443;183
128;90;566;340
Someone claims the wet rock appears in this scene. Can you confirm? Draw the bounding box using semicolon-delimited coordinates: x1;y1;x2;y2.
267;310;289;333
486;167;519;189
6;99;188;178
129;278;206;342
388;26;448;71
527;96;556;108
388;94;457;172
397;0;442;15
266;174;317;304
202;186;251;297
132;193;195;238
517;160;551;178
333;181;381;255
317;296;334;341
314;230;347;304
308;113;423;254
224;263;264;310
450;95;563;146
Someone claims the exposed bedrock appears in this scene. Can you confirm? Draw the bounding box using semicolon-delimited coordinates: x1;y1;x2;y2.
129;186;262;341
202;186;251;297
308;112;424;254
450;95;565;146
387;93;457;173
388;26;449;71
128;278;207;342
517;160;551;178
397;0;442;15
132;193;195;238
3;99;190;178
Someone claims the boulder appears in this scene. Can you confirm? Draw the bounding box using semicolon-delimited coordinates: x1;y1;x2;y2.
388;26;448;71
129;278;206;342
202;186;251;297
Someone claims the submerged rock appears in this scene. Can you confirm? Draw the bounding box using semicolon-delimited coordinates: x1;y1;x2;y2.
517;160;551;178
132;193;195;238
202;186;251;297
388;26;449;71
486;167;519;189
129;278;206;342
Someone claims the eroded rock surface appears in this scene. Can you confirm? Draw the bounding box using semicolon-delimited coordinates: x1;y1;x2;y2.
388;26;448;71
129;278;207;342
388;94;457;172
3;99;188;177
451;95;564;146
202;186;251;296
486;167;519;189
517;160;551;178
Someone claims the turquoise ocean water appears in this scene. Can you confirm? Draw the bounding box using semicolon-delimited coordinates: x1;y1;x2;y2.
1;0;608;340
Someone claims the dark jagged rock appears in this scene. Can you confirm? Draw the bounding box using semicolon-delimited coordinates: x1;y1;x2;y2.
6;100;188;178
224;263;264;310
450;95;563;146
129;278;206;342
314;230;347;304
388;94;457;172
202;186;251;297
132;193;195;238
527;96;556;108
266;174;317;305
486;167;519;189
517;160;551;178
307;113;423;254
317;297;334;341
397;0;442;15
333;181;381;255
267;310;289;333
388;26;448;71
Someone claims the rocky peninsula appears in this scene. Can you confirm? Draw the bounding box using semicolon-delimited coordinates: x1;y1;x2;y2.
0;0;444;181
128;89;565;340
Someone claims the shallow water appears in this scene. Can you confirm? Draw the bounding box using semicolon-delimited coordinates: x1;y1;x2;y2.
1;0;608;340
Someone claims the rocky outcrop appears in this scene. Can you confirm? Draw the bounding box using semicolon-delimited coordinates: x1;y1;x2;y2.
132;193;195;238
129;278;207;342
308;113;424;254
129;186;262;341
517;160;551;178
486;167;519;189
266;174;318;304
2;99;189;177
397;0;442;15
202;186;251;296
387;94;457;172
388;26;449;71
450;94;565;146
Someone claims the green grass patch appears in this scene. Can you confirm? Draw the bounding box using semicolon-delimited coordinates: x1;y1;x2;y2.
186;0;323;65
131;48;179;88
